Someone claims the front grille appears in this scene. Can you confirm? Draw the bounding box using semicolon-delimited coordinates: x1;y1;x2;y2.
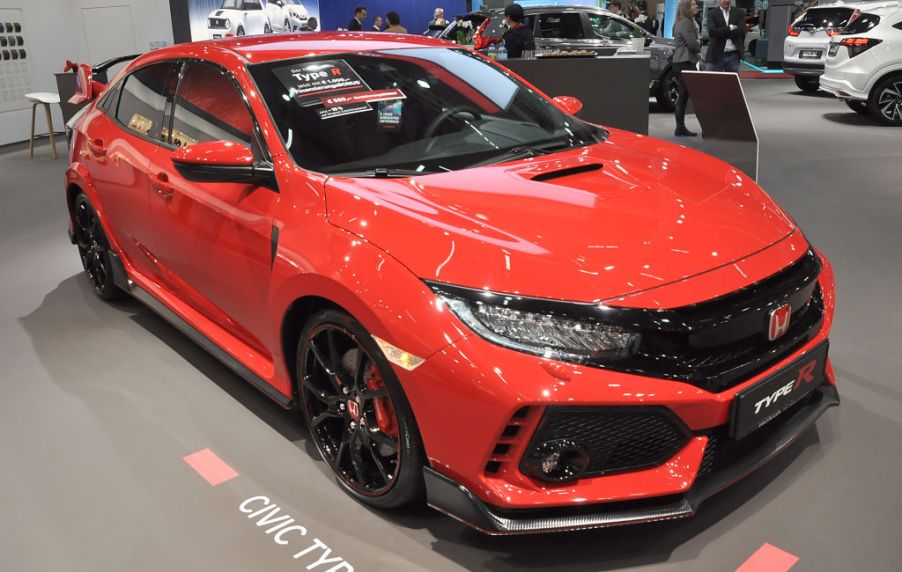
596;250;825;392
698;389;823;477
522;407;691;479
209;17;228;29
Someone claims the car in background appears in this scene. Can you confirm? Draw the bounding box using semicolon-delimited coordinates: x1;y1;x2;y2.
784;2;858;92
207;0;272;39
821;1;902;124
265;0;308;32
439;6;680;111
64;33;838;535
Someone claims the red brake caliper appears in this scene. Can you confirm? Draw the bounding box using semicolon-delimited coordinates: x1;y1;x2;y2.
365;364;398;437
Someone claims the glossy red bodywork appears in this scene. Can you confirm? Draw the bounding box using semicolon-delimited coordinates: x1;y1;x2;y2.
172;140;254;166
65;33;837;515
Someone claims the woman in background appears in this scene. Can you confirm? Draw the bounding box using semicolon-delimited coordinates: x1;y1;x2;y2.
672;0;701;136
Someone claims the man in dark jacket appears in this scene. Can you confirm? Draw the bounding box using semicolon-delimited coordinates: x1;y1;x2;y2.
705;0;745;72
348;6;366;31
502;3;535;59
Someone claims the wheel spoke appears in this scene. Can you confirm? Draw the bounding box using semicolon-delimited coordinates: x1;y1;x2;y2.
366;445;390;484
326;329;342;374
311;410;341;427
301;375;340;402
367;429;398;452
353;349;367;391
362;387;388;401
349;432;367;485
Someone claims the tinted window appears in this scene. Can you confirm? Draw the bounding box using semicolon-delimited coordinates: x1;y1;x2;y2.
170;61;254;148
98;80;122;115
538;13;585;39
842;13;880;35
795;8;854;30
484;13;532;38
248;48;604;175
588;13;636;39
116;62;179;141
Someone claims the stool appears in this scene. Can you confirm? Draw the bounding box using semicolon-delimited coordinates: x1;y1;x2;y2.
25;92;61;159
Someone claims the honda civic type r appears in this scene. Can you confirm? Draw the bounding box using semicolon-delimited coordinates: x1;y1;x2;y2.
64;33;838;534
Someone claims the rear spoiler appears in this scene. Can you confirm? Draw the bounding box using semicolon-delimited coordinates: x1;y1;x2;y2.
66;53;141;105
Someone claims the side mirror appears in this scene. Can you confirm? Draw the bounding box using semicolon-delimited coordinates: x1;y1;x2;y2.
172;141;276;189
552;96;583;116
645;36;653;47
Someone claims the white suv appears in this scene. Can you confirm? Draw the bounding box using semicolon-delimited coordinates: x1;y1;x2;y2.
265;0;308;33
784;2;860;92
207;0;272;39
821;2;902;124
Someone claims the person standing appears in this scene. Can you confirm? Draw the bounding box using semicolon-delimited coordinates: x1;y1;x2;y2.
372;16;383;31
705;0;745;72
608;1;623;16
348;6;366;31
672;0;701;136
429;8;449;28
384;11;407;33
502;3;535;59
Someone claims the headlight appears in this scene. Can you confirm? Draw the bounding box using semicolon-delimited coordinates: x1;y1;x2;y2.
429;283;641;363
224;18;231;29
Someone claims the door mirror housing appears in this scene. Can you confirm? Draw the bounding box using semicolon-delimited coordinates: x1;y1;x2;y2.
172;141;277;189
552;96;583;116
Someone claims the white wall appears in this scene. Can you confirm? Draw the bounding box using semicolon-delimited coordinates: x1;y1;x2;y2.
0;0;174;146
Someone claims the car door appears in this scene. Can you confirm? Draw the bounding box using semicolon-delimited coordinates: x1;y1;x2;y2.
244;0;267;34
82;61;180;279
145;60;278;355
535;11;604;52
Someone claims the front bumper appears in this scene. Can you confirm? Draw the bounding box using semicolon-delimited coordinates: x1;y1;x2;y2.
425;384;838;534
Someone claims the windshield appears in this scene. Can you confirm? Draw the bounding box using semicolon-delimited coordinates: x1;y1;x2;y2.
221;0;242;9
247;47;605;175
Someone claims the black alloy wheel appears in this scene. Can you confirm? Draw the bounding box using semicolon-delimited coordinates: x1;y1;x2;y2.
236;26;245;36
73;194;122;301
298;309;425;508
868;74;902;126
845;99;868;115
656;69;678;112
264;23;272;34
794;75;820;93
285;19;290;32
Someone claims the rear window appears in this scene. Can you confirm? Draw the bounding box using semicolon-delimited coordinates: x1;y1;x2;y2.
842;13;880;35
538;13;585;39
794;8;854;30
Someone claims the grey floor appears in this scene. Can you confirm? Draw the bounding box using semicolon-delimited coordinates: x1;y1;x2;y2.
1;80;901;571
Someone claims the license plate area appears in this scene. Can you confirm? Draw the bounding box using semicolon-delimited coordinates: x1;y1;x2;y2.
213;34;222;39
800;49;823;59
730;341;829;439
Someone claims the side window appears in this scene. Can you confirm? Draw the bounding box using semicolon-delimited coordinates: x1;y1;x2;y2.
538;13;585;39
588;14;636;39
170;61;254;148
116;62;179;141
98;80;122;116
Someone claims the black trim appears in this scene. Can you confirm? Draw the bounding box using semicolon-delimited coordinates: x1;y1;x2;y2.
532;163;602;182
785;62;825;75
130;285;295;408
172;159;278;189
270;225;280;267
425;385;839;534
107;250;132;291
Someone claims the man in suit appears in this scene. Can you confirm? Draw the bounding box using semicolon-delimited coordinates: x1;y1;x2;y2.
348;6;367;31
705;0;745;72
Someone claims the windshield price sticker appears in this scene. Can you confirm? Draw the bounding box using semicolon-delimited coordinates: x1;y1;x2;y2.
320;88;406;108
274;59;372;108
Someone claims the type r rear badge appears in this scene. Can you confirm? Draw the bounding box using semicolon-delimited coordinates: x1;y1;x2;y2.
768;304;792;341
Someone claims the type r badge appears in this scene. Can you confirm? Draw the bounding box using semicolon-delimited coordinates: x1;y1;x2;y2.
768;303;792;341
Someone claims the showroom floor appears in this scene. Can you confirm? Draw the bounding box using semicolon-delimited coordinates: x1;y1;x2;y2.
1;79;901;571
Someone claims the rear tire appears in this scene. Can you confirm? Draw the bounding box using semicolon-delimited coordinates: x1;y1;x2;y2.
236;26;245;36
297;308;426;508
794;75;820;93
845;99;868;115
867;73;902;126
73;194;124;301
655;69;678;112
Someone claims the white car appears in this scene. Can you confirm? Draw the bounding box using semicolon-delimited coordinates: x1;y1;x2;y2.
821;1;902;124
784;2;860;92
207;0;272;39
265;0;308;33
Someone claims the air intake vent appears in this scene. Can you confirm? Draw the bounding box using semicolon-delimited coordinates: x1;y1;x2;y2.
532;164;602;182
484;406;540;476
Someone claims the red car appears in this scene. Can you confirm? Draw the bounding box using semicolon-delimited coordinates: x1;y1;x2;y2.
65;33;838;534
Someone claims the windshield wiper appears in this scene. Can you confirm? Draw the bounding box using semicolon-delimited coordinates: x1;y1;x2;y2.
331;167;443;178
468;140;573;168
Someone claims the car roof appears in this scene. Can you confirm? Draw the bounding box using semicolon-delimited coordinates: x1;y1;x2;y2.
485;5;616;16
809;0;897;8
150;32;453;65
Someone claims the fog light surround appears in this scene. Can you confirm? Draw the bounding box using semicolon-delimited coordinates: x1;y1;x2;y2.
522;438;590;483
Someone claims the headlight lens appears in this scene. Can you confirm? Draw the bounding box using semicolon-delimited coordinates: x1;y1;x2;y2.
435;287;640;362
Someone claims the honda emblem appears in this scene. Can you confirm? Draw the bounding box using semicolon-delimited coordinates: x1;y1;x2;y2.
768;304;791;341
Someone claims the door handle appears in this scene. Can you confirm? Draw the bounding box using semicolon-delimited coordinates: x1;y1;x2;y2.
152;172;175;201
88;138;106;157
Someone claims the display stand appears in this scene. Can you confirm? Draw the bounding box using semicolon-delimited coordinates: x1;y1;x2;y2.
682;71;759;180
503;56;650;134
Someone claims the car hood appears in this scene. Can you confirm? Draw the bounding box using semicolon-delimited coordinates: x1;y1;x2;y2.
325;129;796;304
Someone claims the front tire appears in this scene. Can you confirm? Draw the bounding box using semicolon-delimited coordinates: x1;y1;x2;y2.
73;194;123;301
794;75;820;93
236;26;245;36
297;309;426;508
867;73;902;126
656;69;678;112
264;23;272;34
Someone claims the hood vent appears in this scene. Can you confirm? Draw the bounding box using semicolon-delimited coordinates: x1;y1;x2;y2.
531;163;603;182
215;10;223;16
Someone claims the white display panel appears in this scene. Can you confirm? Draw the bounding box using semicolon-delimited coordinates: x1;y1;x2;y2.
0;9;31;113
